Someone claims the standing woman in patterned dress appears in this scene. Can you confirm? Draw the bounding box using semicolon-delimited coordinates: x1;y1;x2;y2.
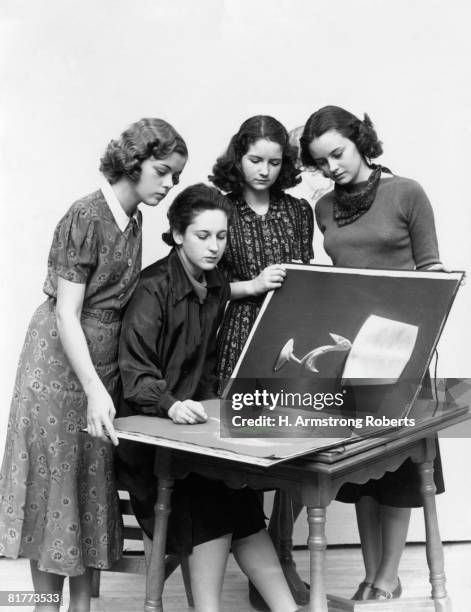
209;115;314;607
0;118;187;611
210;115;314;389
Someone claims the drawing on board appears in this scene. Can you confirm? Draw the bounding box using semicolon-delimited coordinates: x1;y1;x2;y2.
224;264;463;432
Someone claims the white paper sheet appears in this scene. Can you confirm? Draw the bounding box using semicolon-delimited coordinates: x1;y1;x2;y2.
341;314;418;385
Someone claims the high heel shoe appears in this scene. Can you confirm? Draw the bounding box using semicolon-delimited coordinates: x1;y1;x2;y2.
351;581;373;601
372;577;402;600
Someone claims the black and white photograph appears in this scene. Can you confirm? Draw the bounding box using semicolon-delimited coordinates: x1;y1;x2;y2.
1;1;470;611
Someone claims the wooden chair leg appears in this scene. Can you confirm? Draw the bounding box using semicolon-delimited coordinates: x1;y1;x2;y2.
145;476;174;612
91;567;101;598
163;553;181;579
180;555;194;607
152;542;195;607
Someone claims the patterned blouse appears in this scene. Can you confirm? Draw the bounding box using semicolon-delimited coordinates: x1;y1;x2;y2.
216;192;314;387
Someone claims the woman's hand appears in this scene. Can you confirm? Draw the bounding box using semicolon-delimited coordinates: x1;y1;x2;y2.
86;381;119;445
251;264;286;295
426;263;450;272
56;277;120;445
424;263;466;285
168;400;208;424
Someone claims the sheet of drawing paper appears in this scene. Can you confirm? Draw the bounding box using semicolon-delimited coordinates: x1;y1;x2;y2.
341;314;418;384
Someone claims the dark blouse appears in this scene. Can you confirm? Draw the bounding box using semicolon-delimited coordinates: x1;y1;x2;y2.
118;248;230;417
115;249;230;538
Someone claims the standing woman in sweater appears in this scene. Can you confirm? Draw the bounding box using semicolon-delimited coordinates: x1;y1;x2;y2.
0;118;187;612
300;105;445;601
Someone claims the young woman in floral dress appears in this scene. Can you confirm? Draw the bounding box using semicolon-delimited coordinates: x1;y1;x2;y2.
0;118;187;611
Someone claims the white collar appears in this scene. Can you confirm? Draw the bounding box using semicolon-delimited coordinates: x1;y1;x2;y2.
100;179;140;233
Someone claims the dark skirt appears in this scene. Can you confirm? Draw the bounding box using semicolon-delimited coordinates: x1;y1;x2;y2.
337;376;445;507
336;438;444;507
133;474;266;555
116;440;266;555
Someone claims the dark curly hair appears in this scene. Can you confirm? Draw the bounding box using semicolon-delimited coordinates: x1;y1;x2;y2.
209;115;301;195
100;118;188;184
162;183;233;247
300;106;383;169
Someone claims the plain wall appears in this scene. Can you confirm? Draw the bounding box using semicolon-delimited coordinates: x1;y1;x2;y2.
1;0;470;541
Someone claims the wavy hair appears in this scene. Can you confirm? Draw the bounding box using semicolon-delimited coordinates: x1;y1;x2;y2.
162;183;233;247
100;118;188;184
300;106;383;169
209;115;301;195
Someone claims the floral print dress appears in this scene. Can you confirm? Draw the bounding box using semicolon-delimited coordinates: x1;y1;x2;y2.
0;189;141;576
216;193;314;390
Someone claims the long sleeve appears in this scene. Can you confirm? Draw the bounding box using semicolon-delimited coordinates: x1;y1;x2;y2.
119;279;177;417
299;198;315;262
402;181;441;269
315;195;330;235
193;330;219;400
194;281;230;400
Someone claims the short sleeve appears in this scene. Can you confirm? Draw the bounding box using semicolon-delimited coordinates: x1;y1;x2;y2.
53;205;97;283
298;198;314;262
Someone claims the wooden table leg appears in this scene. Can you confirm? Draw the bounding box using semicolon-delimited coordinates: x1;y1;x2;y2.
305;506;328;612
144;476;174;612
418;453;451;612
270;490;309;606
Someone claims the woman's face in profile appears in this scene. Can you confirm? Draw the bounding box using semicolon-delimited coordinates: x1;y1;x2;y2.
134;152;187;206
308;130;366;186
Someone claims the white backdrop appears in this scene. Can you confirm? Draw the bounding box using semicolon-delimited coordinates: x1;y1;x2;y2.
1;0;470;543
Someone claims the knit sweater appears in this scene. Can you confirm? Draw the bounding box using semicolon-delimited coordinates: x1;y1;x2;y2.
315;175;440;270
